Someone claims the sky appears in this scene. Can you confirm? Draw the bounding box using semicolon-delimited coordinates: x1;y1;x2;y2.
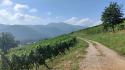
0;0;124;26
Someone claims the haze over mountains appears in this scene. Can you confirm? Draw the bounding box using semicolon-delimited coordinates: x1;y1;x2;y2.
0;22;85;44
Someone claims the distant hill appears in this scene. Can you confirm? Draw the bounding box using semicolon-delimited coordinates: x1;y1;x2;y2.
0;23;85;44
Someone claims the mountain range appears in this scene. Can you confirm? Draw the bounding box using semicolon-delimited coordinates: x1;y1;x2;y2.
0;22;85;44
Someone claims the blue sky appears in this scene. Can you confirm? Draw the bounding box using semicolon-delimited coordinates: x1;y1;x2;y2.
0;0;124;26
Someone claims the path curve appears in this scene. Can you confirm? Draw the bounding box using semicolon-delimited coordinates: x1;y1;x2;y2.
79;38;125;70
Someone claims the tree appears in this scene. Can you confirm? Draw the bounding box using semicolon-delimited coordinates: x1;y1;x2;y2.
101;2;124;32
0;32;19;70
0;32;18;53
0;54;10;70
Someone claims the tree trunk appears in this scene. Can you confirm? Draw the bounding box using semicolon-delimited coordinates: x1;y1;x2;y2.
112;25;115;32
35;63;37;70
35;63;39;70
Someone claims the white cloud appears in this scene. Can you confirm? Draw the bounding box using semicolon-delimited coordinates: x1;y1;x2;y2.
1;0;13;6
0;9;45;25
0;9;11;17
14;4;29;12
77;18;90;24
0;0;46;25
12;13;43;25
64;17;101;27
0;0;102;26
64;17;79;24
29;8;37;13
0;9;13;24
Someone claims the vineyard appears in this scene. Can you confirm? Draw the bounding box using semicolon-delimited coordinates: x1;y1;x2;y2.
1;35;77;70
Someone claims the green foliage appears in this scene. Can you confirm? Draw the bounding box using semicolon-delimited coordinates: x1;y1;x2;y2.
0;54;10;70
0;32;18;53
38;38;88;70
72;21;125;56
5;35;77;70
101;2;124;32
83;31;125;55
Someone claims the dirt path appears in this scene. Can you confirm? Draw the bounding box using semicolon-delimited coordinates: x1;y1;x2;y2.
79;38;125;70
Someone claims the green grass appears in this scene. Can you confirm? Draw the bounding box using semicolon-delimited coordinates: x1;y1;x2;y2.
7;35;75;57
2;34;88;70
31;21;125;69
85;31;125;55
36;38;88;70
72;21;125;55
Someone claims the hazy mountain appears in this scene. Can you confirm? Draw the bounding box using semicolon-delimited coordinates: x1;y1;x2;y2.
0;23;85;44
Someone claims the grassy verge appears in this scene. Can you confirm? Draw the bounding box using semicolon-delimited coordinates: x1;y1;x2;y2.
72;23;125;55
37;38;88;70
85;31;125;55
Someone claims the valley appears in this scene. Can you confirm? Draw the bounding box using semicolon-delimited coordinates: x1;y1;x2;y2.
0;0;125;70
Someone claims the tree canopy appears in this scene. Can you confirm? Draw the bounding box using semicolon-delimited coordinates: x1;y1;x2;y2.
0;32;18;53
101;2;124;32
